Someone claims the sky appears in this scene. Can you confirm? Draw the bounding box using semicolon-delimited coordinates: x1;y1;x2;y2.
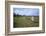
13;8;39;16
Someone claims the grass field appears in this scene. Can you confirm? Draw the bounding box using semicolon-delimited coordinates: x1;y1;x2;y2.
13;16;39;28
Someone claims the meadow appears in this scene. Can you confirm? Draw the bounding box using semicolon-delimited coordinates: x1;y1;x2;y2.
13;16;39;28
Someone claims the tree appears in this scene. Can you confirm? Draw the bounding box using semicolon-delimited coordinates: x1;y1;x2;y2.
17;14;19;16
13;13;16;17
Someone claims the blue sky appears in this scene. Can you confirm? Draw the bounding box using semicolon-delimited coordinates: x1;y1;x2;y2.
13;8;39;16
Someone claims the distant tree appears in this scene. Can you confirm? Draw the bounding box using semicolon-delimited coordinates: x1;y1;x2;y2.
17;14;20;16
13;13;16;17
17;14;23;16
23;15;25;16
14;13;23;16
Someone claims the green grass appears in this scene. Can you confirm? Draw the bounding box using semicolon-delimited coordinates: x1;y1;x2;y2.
13;16;39;28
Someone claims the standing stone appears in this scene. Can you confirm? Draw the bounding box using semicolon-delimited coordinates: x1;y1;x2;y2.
32;16;34;21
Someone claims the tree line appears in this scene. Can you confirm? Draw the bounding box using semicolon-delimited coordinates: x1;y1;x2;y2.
13;13;25;17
